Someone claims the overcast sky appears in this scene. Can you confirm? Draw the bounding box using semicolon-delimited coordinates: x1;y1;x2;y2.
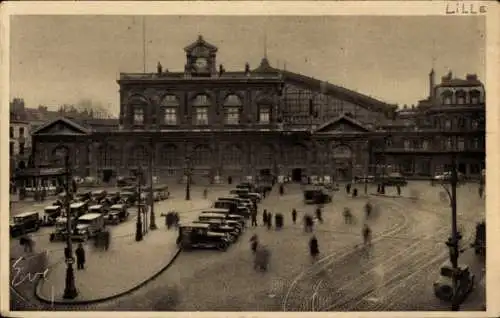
10;15;485;116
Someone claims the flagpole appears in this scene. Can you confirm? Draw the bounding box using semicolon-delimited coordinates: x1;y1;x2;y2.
142;16;146;73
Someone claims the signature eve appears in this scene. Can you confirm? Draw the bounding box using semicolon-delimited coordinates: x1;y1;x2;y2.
11;256;49;287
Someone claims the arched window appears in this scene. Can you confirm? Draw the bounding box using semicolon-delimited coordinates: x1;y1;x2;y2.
159;144;179;167
257;144;274;166
97;144;121;167
192;145;211;166
160;95;179;125
128;95;148;125
287;144;308;165
455;90;466;105
441;90;453;105
257;96;273;124
223;94;242;125
193;94;210;125
470;90;481;104
129;145;148;167
222;144;243;165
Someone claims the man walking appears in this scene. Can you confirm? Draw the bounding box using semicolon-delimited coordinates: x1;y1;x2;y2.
292;208;297;224
75;243;86;270
262;209;268;226
309;235;320;261
251;210;258;227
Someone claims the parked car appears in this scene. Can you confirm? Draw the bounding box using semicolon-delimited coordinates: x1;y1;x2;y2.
116;176;137;187
10;212;41;238
380;173;408;187
199;210;245;231
153;185;170;201
41;205;62;226
176;223;230;251
120;191;137;206
433;263;474;302
69;201;89;218
434;171;466;182
303;187;332;204
105;191;121;205
88;204;107;215
91;190;108;203
236;182;255;192
49;216;75;242
75;191;92;203
192;219;239;242
230;188;250;197
106;204;129;225
71;213;106;241
471;221;485;256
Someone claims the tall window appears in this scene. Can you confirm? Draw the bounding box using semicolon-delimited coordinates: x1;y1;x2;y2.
130;145;147;166
133;108;144;125
161;95;179;125
446;137;453;150
160;144;178;166
193;94;211;125
472;138;480;149
422;140;429;150
19;127;25;136
403;140;410;150
192;145;210;166
223;144;243;165
442;91;452;105
223;94;242;125
258;106;270;123
10;127;14;138
470;90;481;104
457;138;465;151
195;107;208;125
445;120;451;129
456;90;466;105
19;142;25;155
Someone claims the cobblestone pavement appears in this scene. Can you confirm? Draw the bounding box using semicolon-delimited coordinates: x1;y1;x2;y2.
9;182;486;311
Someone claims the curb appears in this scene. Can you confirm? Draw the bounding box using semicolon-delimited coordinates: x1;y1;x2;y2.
34;248;182;305
369;193;418;199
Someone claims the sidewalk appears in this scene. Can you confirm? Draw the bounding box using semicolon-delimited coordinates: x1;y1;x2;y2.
35;189;217;304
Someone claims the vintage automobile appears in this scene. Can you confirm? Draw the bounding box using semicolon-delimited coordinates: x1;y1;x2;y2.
192;219;239;242
434;171;466;183
236;182;255;192
379;173;408;187
245;192;262;203
255;183;273;194
69;201;89;218
199;210;245;231
354;175;376;184
49;216;75;241
41;205;62;226
213;200;239;215
433;263;475;302
106;204;129;224
176;223;230;251
230;188;250;197
153;185;170;201
120;191;138;206
10;212;41;238
71;213;106;241
104;191;121;205
88;204;107;215
116;176;137;187
471;221;485;256
91;190;108;203
75;190;92;203
303;187;332;204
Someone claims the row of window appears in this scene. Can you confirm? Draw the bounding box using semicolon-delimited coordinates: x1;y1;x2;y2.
385;137;484;150
433;117;482;130
132;106;271;126
10;126;25;139
9;141;25;155
441;89;482;105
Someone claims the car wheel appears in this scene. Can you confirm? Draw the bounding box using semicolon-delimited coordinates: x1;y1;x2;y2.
217;243;228;251
49;233;55;242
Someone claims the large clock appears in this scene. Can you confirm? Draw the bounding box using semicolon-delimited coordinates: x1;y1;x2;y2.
194;57;208;71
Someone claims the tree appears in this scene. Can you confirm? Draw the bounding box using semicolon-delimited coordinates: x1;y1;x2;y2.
75;99;112;119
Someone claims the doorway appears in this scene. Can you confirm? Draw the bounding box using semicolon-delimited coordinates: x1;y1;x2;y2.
292;168;303;182
102;169;113;183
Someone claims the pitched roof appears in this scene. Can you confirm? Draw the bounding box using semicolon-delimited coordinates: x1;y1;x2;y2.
252;58;396;114
32;117;91;135
437;78;483;88
184;35;218;53
313;114;371;133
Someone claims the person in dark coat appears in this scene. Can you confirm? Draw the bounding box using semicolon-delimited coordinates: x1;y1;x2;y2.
292;209;297;224
352;188;358;198
396;185;401;196
315;207;323;224
346;183;351;194
75;243;86;270
479;184;484;198
309;235;319;260
104;231;110;251
251;211;258;227
262;209;268;226
279;184;284;196
364;202;372;219
249;234;259;253
267;212;273;230
304;215;314;232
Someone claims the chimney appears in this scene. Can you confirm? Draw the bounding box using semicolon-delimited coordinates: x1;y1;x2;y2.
157;62;163;75
466;73;477;81
244;62;250;76
429;68;435;99
219;64;225;77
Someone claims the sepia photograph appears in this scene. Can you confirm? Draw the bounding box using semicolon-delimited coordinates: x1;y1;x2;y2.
2;2;495;316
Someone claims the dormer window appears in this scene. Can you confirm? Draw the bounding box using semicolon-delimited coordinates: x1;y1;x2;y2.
223;94;242;125
258;106;270;124
441;90;453;105
455;90;466;105
160;94;179;125
470;90;481;104
133;108;144;125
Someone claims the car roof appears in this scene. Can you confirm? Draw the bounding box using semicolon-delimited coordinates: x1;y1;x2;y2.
45;206;60;210
15;211;38;218
78;213;102;220
199;213;226;218
89;205;103;209
180;222;210;228
92;190;105;194
202;208;229;213
110;204;125;209
70;202;86;208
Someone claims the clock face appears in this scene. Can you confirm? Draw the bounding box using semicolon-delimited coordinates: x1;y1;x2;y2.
194;58;208;70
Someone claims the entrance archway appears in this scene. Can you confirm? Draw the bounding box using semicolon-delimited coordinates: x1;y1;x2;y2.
329;144;353;181
291;168;303;182
102;169;113;183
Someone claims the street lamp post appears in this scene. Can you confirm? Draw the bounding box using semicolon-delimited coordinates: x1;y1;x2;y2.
185;156;191;201
438;152;461;311
149;138;157;230
135;167;143;242
62;152;78;299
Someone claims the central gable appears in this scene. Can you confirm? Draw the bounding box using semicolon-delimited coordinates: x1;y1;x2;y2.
314;115;371;134
32;117;90;136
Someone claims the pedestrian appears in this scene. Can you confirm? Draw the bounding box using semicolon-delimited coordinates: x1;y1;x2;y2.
279;184;284;196
346;183;351;194
362;224;372;247
479;185;484;198
352;188;358;198
292;208;297;224
304;215;314;232
203;188;208;199
343;207;352;224
267;212;273;230
397;185;401;196
249;234;259;253
251;211;258;227
254;245;270;271
262;209;268;226
228;176;233;185
315;206;323;224
309;235;320;261
75;243;86;270
364;201;372;219
104;231;110;251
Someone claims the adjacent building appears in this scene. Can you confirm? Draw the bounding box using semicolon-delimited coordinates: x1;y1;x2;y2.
28;36;485;184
